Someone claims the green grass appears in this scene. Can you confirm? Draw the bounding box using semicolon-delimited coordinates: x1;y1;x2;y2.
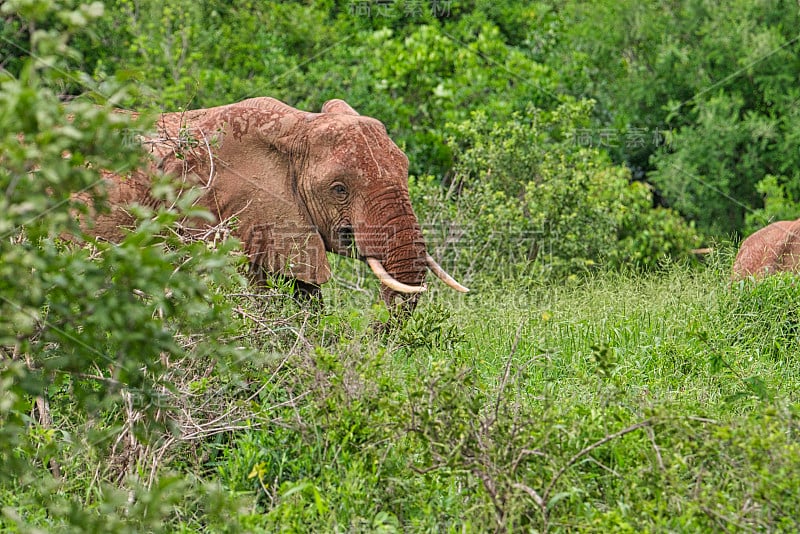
203;256;800;532
6;256;800;532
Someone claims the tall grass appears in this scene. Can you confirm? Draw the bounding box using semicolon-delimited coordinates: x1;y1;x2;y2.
205;253;800;532
7;251;800;532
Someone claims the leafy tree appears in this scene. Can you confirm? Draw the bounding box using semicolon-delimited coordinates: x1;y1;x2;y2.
537;0;800;236
75;1;561;176
1;1;248;530
412;100;700;280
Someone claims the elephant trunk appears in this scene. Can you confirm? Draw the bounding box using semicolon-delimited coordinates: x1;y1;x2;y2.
353;187;469;315
380;225;429;312
356;193;429;312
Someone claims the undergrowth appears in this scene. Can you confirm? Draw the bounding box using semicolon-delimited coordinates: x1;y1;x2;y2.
6;243;800;532
175;254;800;532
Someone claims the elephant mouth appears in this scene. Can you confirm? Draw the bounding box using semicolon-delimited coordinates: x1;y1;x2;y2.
331;224;470;296
334;225;356;256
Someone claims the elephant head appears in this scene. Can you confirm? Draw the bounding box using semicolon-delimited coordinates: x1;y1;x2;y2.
89;97;468;311
732;218;800;279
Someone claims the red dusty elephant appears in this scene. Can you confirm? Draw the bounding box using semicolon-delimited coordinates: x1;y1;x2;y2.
732;218;800;279
82;97;468;310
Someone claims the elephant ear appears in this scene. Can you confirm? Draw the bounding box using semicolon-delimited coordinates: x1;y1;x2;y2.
321;99;360;115
216;104;331;286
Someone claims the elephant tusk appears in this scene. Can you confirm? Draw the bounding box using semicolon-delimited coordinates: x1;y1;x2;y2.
426;255;470;293
366;257;427;294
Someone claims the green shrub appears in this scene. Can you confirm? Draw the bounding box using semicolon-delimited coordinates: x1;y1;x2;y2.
541;1;800;237
743;174;800;236
412;101;700;281
1;2;251;531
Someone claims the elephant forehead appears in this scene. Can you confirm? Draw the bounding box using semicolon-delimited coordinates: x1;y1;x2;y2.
321;122;408;180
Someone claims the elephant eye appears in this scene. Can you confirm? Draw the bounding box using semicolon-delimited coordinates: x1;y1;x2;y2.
331;182;348;198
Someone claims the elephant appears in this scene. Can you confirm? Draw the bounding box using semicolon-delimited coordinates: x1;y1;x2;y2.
732;218;800;279
81;96;468;311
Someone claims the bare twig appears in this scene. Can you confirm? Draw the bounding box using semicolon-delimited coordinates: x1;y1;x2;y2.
25;354;61;480
199;129;216;189
645;423;665;472
698;503;759;534
686;415;720;425
512;482;545;509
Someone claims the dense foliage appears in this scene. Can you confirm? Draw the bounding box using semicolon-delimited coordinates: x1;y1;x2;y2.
413;102;699;280
1;2;250;530
539;1;800;236
2;0;800;532
8;0;706;274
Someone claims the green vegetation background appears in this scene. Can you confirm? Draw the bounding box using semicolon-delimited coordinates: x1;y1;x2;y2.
2;0;800;532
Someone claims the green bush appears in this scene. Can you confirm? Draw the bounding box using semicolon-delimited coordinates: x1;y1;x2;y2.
743;174;800;236
1;2;251;531
412;100;700;281
216;341;468;532
539;1;800;237
79;2;561;177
